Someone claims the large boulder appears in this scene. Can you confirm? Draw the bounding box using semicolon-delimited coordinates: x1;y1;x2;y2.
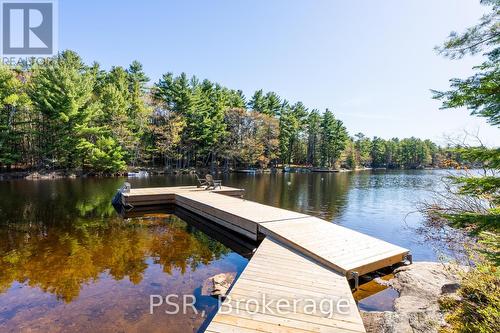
361;262;463;333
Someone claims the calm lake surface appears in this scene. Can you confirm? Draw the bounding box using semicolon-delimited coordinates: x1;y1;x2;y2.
0;170;449;332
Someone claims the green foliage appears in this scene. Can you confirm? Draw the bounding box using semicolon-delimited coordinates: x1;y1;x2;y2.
354;133;372;167
0;49;461;172
433;0;500;125
278;101;308;164
399;137;433;168
428;3;500;332
455;147;500;169
477;230;500;264
0;66;31;165
371;136;386;167
428;0;500;255
0;51;153;172
453;176;500;205
435;0;499;59
439;263;500;333
278;103;295;164
265;91;282;116
320;109;348;167
342;135;437;169
248;89;266;113
341;139;357;169
306;109;321;165
432;57;499;126
77;136;126;172
29;50;100;169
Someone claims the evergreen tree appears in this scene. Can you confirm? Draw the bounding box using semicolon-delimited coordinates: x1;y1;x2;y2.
354;133;372;167
341;139;358;170
126;61;151;165
100;67;134;156
228;89;246;109
0;49;466;173
248;89;266;113
421;3;500;330
385;138;401;168
29;51;105;170
306;109;321;166
371;137;387;167
127;60;149;93
278;101;294;164
264;91;281;116
0;66;31;167
432;0;499;126
319;109;348;168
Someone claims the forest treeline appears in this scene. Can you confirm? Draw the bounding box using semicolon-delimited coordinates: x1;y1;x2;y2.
1;50;462;173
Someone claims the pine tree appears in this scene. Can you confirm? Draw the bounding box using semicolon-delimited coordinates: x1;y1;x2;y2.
264;92;281;116
306;109;321;166
371;137;387;167
278;101;294;164
341;139;358;170
0;66;31;167
320;109;348;168
29;51;101;169
354;133;372;167
248;89;267;113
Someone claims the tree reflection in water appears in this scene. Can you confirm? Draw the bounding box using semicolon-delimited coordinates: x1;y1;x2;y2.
0;215;230;302
0;179;248;332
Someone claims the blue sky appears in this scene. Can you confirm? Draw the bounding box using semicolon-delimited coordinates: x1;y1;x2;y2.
59;0;499;146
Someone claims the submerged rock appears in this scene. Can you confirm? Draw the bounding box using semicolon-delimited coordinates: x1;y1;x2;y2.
361;262;464;333
25;171;40;179
201;272;236;298
24;171;68;179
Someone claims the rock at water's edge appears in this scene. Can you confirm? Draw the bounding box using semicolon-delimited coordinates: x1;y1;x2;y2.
201;272;236;298
361;262;463;333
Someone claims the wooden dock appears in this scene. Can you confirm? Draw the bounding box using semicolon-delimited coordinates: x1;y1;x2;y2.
206;237;365;333
118;185;245;206
117;185;410;332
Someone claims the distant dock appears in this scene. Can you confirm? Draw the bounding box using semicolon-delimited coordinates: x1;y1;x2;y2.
115;185;410;332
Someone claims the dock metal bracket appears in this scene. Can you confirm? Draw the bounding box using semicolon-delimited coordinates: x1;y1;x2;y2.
351;271;359;290
404;252;413;265
122;182;131;193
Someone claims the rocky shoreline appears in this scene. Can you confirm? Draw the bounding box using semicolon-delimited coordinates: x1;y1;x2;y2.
0;169;183;180
361;262;464;333
0;166;453;181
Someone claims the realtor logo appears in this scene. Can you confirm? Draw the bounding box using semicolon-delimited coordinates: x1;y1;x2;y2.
1;0;57;56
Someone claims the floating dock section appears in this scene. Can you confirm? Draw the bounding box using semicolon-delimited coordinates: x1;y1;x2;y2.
117;186;410;332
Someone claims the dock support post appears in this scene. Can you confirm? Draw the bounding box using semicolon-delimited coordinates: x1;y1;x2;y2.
112;182;133;210
351;271;359;290
404;252;413;265
121;182;131;193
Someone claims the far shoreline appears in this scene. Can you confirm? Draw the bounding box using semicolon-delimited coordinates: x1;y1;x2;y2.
0;166;456;181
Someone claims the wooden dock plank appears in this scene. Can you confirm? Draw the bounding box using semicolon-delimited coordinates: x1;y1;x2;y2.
176;191;308;223
259;217;408;275
122;186;245;206
205;237;366;333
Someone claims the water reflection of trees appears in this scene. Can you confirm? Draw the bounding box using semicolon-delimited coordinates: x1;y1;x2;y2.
0;173;352;304
228;173;351;221
0;178;125;226
0;216;230;302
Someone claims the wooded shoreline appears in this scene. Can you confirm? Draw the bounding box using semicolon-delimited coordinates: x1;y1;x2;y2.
0;165;459;180
1;50;474;175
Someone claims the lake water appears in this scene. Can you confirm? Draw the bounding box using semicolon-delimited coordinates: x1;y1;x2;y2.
0;170;449;332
